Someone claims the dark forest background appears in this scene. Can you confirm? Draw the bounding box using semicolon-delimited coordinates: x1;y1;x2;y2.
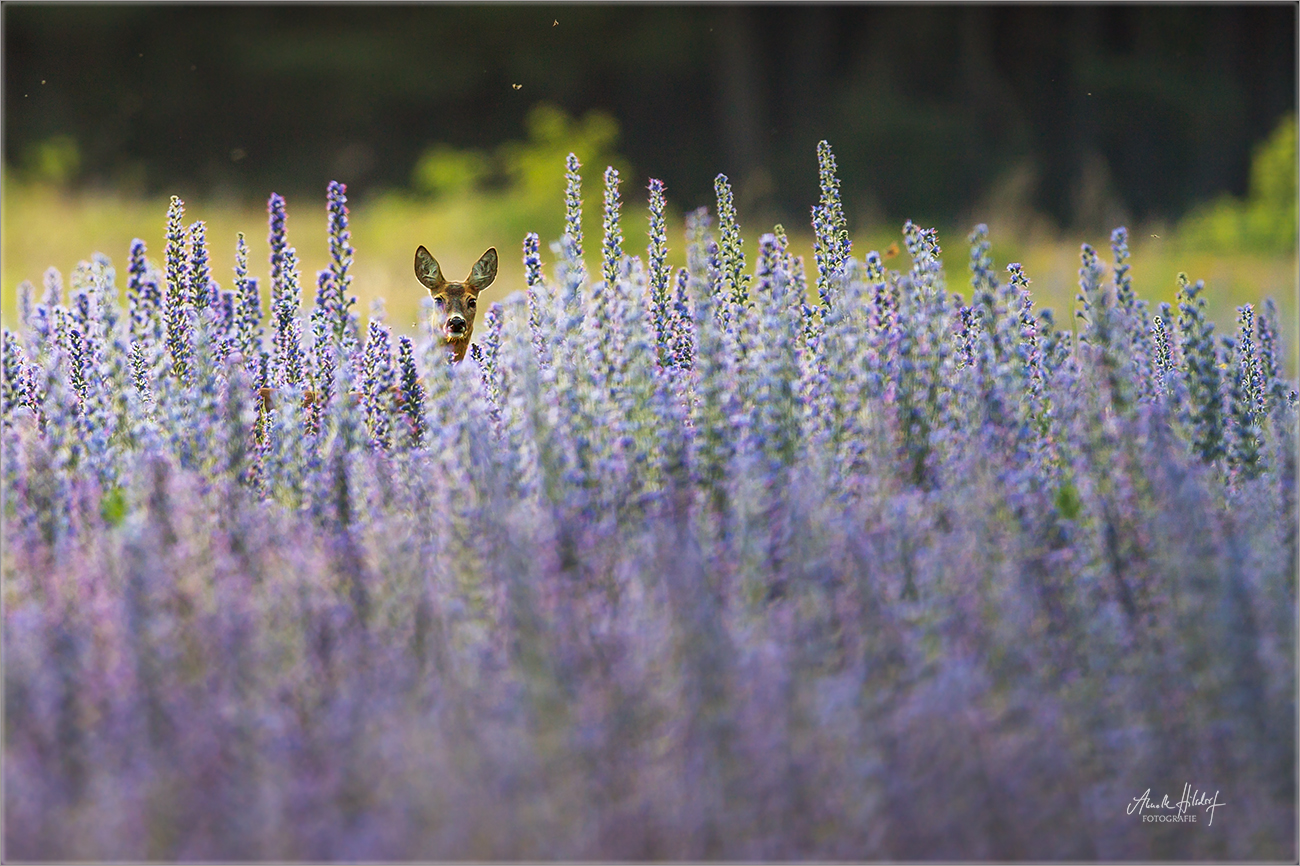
3;4;1297;230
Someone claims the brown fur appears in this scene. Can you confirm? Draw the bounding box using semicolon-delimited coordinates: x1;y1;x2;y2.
414;246;498;362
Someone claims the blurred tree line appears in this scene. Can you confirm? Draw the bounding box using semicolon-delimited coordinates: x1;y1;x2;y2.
4;4;1296;231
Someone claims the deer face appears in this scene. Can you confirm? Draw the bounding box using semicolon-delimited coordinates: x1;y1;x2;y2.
414;246;497;362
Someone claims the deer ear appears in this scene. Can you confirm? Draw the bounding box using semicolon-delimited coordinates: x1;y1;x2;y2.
466;247;498;292
415;245;445;290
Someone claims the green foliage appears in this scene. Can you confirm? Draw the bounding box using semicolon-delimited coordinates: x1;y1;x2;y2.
1053;481;1082;520
22;134;81;186
499;104;621;203
411;145;490;199
409;103;625;242
1178;113;1298;254
99;485;128;527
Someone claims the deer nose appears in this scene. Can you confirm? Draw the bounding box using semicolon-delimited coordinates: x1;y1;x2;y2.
447;316;467;334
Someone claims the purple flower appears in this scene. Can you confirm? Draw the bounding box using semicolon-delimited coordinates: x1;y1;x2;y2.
272;248;304;387
714;173;748;312
327;181;353;301
1110;227;1136;317
1255;297;1290;415
564;152;584;259
812;140;850;311
647;178;672;367
2;329;29;416
187;220;214;310
1226;304;1264;478
602;165;624;289
41;265;63;308
233;232;263;364
5;155;1298;863
361;319;396;449
670;266;695;372
126;239;157;347
267;192;288;299
396;335;425;449
163;196;193;383
1177;274;1226;463
519;233;555;376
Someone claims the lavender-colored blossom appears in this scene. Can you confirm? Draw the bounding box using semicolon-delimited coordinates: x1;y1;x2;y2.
1077;241;1135;411
362;319;396;450
1074;243;1107;343
128;342;153;406
552;233;587;341
163;196;193;383
17;281;37;344
2;329;27;416
564;152;584;257
1110;227;1134;312
42;265;64;308
1255;297;1290;415
602;165;624;289
273;248;304;387
1177;274;1226;463
523;232;551;368
751;233;801;472
967;224;999;320
813;140;850;308
1007;263;1045;412
267;192;289;299
714;173;748;312
233;232;263;362
126;238;155;345
327;180;353;301
671;266;695;372
476;302;505;434
1225;308;1265;479
5;149;1296;864
1150;306;1176;399
647;178;672;367
187;221;214;310
396;335;425;449
308;307;336;432
255;348;271;392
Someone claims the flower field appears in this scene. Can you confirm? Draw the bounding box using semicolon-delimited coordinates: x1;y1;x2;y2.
2;143;1296;859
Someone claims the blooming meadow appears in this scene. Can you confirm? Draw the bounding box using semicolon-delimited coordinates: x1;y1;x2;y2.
3;145;1296;860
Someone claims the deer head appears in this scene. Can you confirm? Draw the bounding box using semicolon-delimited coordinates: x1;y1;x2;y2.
415;246;498;362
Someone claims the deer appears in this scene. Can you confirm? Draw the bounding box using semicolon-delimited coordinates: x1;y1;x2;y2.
414;246;498;362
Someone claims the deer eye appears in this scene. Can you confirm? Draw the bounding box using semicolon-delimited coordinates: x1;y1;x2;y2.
467;298;477;310
433;296;445;307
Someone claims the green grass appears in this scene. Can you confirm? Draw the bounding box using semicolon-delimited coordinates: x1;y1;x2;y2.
3;176;1295;377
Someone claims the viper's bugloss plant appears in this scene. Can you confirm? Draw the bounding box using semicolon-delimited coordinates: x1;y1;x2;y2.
647;177;672;367
1178;273;1228;464
324;180;359;353
1226;305;1266;480
813;139;850;308
162;195;192;384
1;328;27;415
396;334;425;448
272;248;305;388
714;172;749;314
267;191;289;300
522;231;551;369
361;318;396;450
233;231;263;364
601;165;623;290
4;155;1295;863
564;152;584;258
187;220;213;310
